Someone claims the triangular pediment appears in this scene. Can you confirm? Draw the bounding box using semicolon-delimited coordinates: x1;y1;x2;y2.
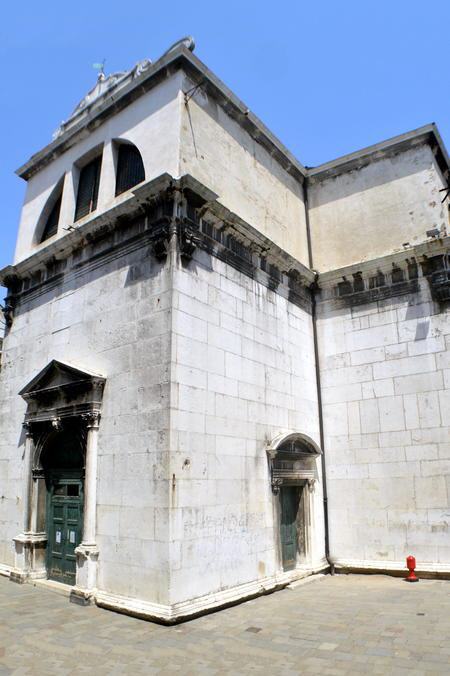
19;360;105;399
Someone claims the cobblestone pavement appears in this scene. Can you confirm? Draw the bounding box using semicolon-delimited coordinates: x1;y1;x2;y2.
1;573;450;675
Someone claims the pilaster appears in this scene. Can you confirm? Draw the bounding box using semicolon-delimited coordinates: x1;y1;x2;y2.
71;411;101;605
11;423;47;583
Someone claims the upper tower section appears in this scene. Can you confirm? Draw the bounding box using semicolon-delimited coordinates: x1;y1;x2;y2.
12;39;311;268
13;42;193;265
11;40;450;274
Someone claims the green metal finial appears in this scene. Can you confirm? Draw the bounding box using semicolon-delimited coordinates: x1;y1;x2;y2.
92;59;106;76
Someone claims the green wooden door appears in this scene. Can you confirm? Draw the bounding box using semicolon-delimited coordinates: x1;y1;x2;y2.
47;480;83;585
280;486;301;571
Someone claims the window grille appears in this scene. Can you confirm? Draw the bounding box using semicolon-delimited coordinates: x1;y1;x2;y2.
115;144;145;196
74;155;102;221
40;194;62;242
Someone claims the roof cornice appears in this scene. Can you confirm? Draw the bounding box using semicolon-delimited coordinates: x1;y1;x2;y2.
0;173;313;288
307;124;450;183
15;47;450;190
15;47;307;184
318;234;450;287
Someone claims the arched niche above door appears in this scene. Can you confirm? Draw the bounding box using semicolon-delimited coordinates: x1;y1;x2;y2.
266;432;322;494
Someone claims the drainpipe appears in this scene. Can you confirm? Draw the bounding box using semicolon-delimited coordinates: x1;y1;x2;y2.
303;176;334;575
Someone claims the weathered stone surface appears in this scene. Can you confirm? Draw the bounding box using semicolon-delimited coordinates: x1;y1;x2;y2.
0;46;449;620
318;275;450;572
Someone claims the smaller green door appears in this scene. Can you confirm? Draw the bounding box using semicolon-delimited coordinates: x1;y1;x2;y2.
280;486;301;571
47;480;83;585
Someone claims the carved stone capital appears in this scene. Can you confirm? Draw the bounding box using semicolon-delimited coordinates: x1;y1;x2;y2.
22;421;34;438
267;448;278;461
51;417;62;431
92;378;105;397
271;478;283;495
81;411;101;429
307;478;316;492
75;544;99;561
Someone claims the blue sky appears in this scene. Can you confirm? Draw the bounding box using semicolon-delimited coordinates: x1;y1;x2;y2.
1;0;449;275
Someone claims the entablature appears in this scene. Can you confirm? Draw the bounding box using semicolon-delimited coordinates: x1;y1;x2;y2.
19;360;105;426
317;235;450;309
266;432;322;495
0;173;315;329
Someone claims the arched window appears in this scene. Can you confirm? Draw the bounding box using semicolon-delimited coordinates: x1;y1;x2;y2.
37;180;64;244
115;143;145;196
74;154;102;221
40;195;62;242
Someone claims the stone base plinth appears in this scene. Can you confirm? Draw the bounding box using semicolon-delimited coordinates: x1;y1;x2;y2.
74;543;99;598
12;533;47;583
70;586;96;606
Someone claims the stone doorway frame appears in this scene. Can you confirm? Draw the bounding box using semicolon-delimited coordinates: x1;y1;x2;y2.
12;360;105;605
267;432;322;570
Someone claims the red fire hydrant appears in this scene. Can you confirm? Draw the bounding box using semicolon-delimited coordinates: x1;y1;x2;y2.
405;555;419;582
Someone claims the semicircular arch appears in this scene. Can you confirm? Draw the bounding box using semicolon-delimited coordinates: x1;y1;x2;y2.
267;431;322;456
33;423;86;473
113;138;145;196
34;176;65;244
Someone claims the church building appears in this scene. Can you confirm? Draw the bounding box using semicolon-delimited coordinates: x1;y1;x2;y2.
0;38;449;622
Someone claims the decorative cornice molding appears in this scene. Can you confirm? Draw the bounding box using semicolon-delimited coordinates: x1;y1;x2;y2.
14;40;450;193
266;433;321;495
3;173;447;324
308;123;450;184
1;174;315;320
317;236;450;308
318;236;450;287
16;47;308;184
20;360;105;426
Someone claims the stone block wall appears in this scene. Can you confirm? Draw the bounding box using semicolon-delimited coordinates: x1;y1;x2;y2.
179;74;309;265
0;219;327;609
309;144;448;272
317;276;450;571
0;244;174;602
168;249;325;605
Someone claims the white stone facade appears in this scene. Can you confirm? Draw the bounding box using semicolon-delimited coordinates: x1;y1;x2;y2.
309;143;448;271
318;271;450;574
168;252;325;609
0;43;449;620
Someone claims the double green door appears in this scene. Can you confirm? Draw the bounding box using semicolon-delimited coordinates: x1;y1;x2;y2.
46;479;83;585
280;485;301;571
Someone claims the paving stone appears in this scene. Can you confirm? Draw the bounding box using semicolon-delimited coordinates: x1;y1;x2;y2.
1;574;450;674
